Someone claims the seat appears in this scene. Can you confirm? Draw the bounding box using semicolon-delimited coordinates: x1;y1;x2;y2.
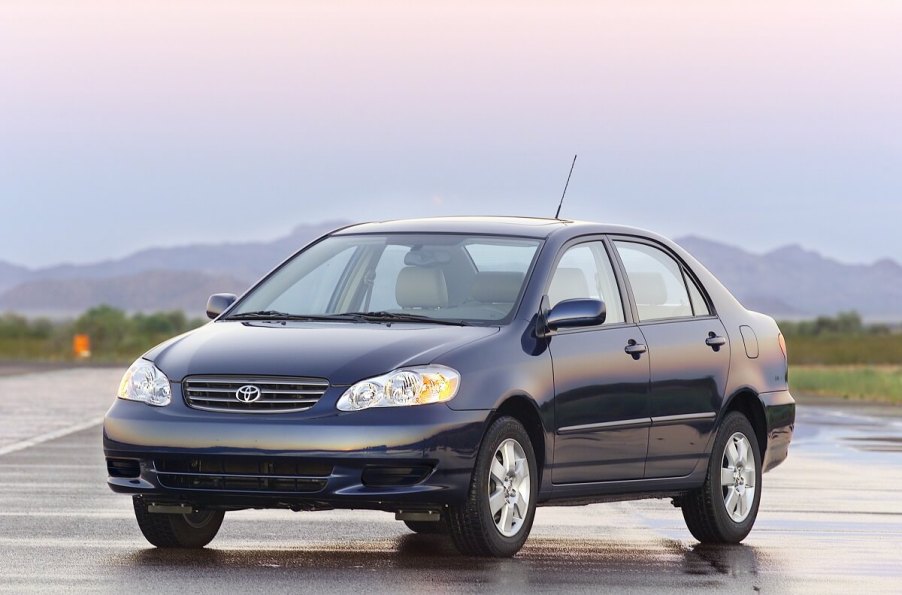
395;267;449;309
630;272;667;306
548;267;590;306
631;272;690;319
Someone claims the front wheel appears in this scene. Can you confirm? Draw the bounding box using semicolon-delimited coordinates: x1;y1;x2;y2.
133;496;225;548
447;416;538;557
681;411;762;543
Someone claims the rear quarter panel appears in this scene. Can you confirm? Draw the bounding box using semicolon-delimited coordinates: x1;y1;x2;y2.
663;237;789;397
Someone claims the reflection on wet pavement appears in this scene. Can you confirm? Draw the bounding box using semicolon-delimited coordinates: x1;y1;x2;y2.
0;370;901;593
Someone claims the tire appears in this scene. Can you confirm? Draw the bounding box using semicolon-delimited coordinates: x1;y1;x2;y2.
403;519;449;535
681;411;762;543
132;496;225;548
448;416;538;557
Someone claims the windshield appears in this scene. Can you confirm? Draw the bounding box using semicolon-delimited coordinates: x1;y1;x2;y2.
228;233;542;324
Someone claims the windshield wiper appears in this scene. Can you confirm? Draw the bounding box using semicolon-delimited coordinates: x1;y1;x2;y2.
225;311;356;322
227;310;471;326
338;311;471;326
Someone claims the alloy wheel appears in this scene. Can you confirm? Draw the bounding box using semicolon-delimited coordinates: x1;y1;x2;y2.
721;432;756;522
488;438;531;537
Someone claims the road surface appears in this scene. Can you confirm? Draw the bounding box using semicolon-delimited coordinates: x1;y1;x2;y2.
0;367;900;593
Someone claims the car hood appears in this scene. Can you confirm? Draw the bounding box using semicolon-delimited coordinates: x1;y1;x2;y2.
147;320;499;385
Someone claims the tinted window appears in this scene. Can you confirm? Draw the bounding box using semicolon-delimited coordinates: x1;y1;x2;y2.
368;244;409;311
465;243;536;274
233;234;541;323
548;242;625;324
615;241;692;321
269;245;356;313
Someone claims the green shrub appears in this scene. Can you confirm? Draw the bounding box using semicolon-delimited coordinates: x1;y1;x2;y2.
0;306;204;363
779;311;902;366
791;366;902;403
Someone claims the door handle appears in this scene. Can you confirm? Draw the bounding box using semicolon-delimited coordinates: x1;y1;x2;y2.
705;332;726;351
624;339;647;359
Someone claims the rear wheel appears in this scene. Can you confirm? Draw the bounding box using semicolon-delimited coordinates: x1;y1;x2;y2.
447;416;537;557
133;496;225;548
681;412;762;543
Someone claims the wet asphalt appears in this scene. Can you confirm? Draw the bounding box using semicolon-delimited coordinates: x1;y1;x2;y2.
0;368;901;594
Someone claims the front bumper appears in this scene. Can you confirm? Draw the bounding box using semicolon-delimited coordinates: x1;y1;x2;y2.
103;390;489;511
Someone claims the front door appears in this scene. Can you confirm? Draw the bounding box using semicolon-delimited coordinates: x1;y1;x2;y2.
549;240;651;484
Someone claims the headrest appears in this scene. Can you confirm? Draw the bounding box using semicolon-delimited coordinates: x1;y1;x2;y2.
548;267;589;305
404;249;451;267
631;272;667;305
471;271;525;303
395;267;449;309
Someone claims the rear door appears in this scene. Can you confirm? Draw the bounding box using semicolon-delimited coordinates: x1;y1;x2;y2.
613;239;730;478
548;239;651;483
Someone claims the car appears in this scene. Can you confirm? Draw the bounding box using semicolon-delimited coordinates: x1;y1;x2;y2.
103;216;795;557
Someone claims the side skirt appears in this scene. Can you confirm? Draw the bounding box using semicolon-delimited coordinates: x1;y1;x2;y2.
538;468;707;505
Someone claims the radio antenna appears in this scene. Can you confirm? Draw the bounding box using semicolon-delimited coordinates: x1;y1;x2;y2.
554;154;578;219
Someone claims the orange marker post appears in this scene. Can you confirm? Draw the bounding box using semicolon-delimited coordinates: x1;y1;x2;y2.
73;334;91;358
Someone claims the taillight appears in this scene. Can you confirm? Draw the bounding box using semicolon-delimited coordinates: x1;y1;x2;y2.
778;333;788;382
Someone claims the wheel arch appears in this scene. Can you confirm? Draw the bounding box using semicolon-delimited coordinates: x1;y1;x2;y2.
721;389;768;460
491;395;547;479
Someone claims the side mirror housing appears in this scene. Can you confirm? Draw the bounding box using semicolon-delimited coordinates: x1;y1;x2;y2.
206;293;237;319
545;298;606;332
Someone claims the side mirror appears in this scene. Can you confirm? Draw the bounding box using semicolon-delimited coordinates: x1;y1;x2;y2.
206;293;237;319
545;298;606;332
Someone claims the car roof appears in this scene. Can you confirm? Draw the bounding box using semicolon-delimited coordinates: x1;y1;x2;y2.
332;216;656;240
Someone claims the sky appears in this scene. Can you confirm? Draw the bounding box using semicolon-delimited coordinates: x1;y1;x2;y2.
1;0;900;268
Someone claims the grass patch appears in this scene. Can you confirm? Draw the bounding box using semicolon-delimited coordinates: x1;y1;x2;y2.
785;335;902;366
791;365;902;404
0;307;204;364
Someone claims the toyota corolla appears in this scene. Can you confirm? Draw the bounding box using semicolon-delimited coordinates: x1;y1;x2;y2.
103;217;795;557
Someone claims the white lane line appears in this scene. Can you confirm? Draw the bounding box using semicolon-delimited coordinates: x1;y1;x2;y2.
0;483;99;489
0;464;99;469
0;417;103;457
0;537;406;550
0;511;133;518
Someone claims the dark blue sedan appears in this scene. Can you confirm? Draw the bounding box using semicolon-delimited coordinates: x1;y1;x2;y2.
104;217;795;557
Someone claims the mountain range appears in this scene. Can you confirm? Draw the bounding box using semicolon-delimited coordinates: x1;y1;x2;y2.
1;222;900;321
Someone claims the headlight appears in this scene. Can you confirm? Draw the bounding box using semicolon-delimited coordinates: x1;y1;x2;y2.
336;365;460;412
117;359;172;407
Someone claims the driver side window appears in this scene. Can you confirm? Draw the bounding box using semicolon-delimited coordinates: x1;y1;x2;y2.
548;242;625;325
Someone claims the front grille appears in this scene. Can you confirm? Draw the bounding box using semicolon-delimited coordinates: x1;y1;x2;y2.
154;455;332;494
183;376;329;413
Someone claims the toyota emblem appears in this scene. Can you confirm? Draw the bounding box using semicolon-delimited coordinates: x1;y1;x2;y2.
235;385;262;403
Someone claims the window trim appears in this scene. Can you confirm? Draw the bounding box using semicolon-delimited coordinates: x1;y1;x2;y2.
681;267;710;317
541;235;632;332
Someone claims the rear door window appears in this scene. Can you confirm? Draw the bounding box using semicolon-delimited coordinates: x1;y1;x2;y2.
614;241;693;321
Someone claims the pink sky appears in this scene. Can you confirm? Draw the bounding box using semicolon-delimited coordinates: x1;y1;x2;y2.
2;1;901;266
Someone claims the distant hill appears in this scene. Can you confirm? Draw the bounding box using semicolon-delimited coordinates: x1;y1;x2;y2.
675;236;902;321
1;222;900;320
0;261;30;293
0;221;347;317
4;220;347;286
0;270;249;317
